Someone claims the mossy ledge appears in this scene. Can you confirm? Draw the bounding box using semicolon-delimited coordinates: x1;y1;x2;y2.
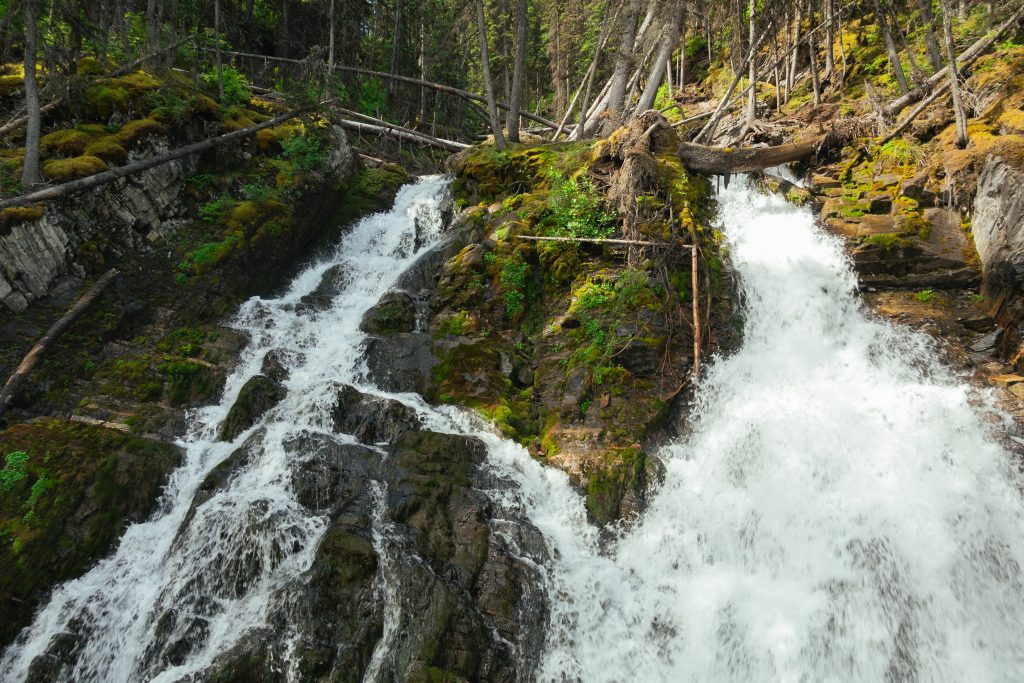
422;114;736;525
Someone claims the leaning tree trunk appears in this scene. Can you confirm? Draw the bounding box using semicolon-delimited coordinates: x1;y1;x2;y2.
21;0;42;188
940;0;969;147
607;0;644;115
918;0;944;70
475;0;506;149
507;0;527;142
871;0;910;95
635;10;684;115
146;0;161;62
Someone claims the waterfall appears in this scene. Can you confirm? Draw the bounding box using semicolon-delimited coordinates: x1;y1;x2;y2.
537;174;1024;681
5;171;1024;682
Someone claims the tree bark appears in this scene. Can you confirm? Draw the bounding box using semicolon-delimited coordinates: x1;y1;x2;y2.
677;133;843;174
146;0;161;60
507;0;527;141
475;0;506;150
918;0;944;70
940;0;969;147
607;0;644;115
0;269;120;418
21;0;42;188
331;106;468;151
746;0;757;130
635;10;684;115
871;0;910;95
327;0;336;90
215;0;224;101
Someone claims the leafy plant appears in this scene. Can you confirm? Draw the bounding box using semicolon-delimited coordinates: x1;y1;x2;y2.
916;289;935;303
204;66;252;106
546;170;616;239
199;196;236;222
243;180;274;201
281;132;324;173
0;451;29;492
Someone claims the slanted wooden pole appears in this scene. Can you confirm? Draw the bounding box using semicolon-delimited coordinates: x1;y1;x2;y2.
0;269;119;418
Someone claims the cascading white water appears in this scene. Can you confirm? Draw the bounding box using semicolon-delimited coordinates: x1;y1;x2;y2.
0;176;454;683
6;169;1024;683
536;174;1024;681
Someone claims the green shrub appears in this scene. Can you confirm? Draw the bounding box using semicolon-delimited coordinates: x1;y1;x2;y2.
199;196;237;222
546;170;616;239
281;132;324;172
916;289;935;303
204;66;252;106
0;451;29;492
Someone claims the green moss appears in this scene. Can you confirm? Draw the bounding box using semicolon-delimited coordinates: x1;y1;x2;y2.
586;447;646;525
42;155;108;182
114;118;165;147
0;205;44;227
0;74;22;97
83;138;128;164
39;129;91;157
862;233;913;251
354;164;410;197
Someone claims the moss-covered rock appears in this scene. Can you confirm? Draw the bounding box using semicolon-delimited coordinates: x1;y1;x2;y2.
361;290;417;335
0;419;182;646
41;155;108;182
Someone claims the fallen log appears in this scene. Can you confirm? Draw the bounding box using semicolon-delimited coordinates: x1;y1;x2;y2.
333;115;468;152
881;4;1024;118
0;269;119;418
0;105;317;210
676;132;844;175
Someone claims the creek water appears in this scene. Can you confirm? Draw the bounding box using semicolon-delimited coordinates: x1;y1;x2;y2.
3;173;1024;682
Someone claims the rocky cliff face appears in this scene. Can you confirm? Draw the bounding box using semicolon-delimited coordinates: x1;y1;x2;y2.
974;156;1024;369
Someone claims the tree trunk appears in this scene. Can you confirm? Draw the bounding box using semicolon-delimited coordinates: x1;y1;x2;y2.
507;0;527;141
746;0;757;130
215;0;224;101
918;0;944;70
678;132;842;174
327;0;336;90
871;0;910;95
788;3;803;104
146;0;160;60
824;0;835;75
475;0;506;149
808;0;821;106
21;0;42;188
607;0;643;114
940;0;969;147
635;11;684;115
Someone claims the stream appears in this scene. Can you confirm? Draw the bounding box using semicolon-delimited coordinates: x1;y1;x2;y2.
4;173;1024;681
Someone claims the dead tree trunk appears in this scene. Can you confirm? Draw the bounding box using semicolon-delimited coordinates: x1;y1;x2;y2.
607;0;644;115
918;0;944;70
940;0;969;147
635;10;684;115
0;269;119;418
746;0;757;130
677;132;843;174
872;0;910;95
21;0;42;188
475;0;506;149
507;0;528;141
215;0;224;101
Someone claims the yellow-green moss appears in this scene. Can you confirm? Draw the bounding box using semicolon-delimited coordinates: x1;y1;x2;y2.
39;130;91;158
0;74;22;97
114;118;165;147
255;121;304;152
42;155;108;182
0;205;44;227
76;56;105;76
83;138;128;164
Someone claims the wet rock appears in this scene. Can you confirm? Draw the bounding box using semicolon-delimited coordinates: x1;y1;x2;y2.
285;431;379;515
364;332;437;394
960;315;996;332
972;330;1001;353
218;374;286;442
811;173;841;191
296;263;351;313
990;373;1024;388
259;349;290;383
872;173;902;190
331;384;421;444
360;290;417;335
866;193;893;214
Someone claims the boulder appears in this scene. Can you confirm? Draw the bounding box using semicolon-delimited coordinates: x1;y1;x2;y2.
360;290;417;335
218;374;286;441
331;383;421;444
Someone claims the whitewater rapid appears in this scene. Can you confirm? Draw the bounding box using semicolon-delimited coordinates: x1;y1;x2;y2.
537;174;1024;681
5;171;1024;682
